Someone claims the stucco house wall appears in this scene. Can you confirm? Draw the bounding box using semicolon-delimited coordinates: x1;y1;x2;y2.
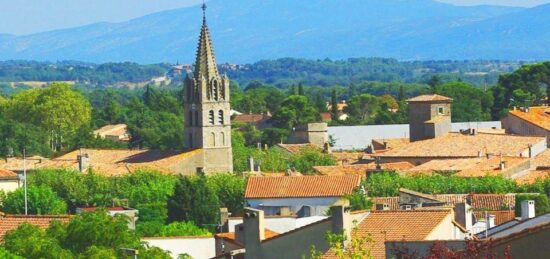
142;236;215;259
502;113;550;146
0;180;19;193
246;197;341;216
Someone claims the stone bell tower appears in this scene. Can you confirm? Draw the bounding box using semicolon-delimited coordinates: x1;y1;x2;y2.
184;2;233;173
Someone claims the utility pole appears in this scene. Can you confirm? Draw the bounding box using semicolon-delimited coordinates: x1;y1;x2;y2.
23;148;28;215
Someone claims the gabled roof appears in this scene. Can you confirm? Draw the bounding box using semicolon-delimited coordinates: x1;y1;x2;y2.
0;215;71;240
407;94;452;103
473;210;516;226
312;162;414;176
324;209;453;259
245;175;361;199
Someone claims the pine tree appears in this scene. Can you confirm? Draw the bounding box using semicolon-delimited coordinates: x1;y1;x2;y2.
331;89;339;120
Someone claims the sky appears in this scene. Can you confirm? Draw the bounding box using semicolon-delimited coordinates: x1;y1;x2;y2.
0;0;549;35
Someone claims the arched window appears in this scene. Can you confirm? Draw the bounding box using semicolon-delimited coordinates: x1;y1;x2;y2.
209;110;215;125
218;110;224;125
209;132;216;146
213;80;219;101
188;111;193;126
194;111;199;126
187;83;193;102
220;82;226;100
220;132;226;146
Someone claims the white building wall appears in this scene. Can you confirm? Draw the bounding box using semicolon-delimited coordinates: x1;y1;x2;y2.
142;237;215;259
228;216;328;234
246;197;341;216
0;180;19;193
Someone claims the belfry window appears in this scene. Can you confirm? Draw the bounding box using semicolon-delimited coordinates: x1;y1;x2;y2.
218;110;224;125
209;110;215;125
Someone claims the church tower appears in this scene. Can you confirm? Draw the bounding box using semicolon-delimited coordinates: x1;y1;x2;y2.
184;3;233;173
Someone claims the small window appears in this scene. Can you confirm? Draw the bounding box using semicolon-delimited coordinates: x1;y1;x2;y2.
437;106;444;115
209;110;215;125
218;110;224;125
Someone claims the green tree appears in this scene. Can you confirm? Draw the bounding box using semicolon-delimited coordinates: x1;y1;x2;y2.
272;95;319;129
345;94;380;124
331;89;339;121
4;223;73;258
167;176;220;228
4;83;92;152
290;147;337;175
0;247;23;259
208;174;246;216
2;186;67;215
436;81;493;122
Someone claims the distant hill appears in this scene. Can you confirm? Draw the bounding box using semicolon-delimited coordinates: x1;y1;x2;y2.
2;0;549;63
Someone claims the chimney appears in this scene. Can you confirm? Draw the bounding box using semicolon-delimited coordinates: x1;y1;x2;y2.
455;202;473;232
77;153;89;173
243;208;264;259
521;200;536;220
249;157;254;172
331;202;352;247
487;214;496;229
219;208;229;233
500;161;506;170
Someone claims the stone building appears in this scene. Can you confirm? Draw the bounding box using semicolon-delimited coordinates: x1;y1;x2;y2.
183;4;233;173
408;94;453;142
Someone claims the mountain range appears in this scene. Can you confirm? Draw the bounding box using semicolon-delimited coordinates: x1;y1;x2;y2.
0;0;548;63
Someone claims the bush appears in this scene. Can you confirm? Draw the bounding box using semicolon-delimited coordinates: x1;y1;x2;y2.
2;186;67;215
515;194;550;217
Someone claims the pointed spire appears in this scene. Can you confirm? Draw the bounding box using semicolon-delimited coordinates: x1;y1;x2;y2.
194;0;219;79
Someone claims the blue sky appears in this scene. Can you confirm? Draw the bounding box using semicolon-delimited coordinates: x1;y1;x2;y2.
0;0;549;35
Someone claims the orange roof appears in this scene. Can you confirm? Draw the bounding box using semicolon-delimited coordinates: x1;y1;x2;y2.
245;175;361;199
0;149;203;177
455;156;529;177
232;113;271;123
320;112;332;122
408;94;452;103
469;194;516;211
473;210;516;226
507;106;550;132
375;132;544;158
514;170;550;184
313;162;414;176
532;148;550;168
0;169;18;179
325;209;453;258
276;144;319;154
371;197;400;210
372;138;410;151
0;215;70;240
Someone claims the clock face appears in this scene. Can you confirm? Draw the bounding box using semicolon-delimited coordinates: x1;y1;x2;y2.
192;104;197;110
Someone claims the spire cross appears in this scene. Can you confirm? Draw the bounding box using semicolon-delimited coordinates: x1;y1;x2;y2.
202;1;207;22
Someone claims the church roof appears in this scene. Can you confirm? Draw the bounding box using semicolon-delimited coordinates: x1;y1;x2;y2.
194;4;220;80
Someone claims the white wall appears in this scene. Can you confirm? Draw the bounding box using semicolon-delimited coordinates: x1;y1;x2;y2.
246;197;340;216
0;180;19;193
142;237;215;259
228;216;328;234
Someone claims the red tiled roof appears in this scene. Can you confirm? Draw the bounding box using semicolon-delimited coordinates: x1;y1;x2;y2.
245;175;361;199
0;169;18;179
408;94;452;103
507;106;550;132
375;132;544;158
320;112;332;122
276;144;319;154
470;194;516;210
324;209;453;259
473;210;516;226
514;170;550;185
232;113;271;123
0;215;71;240
371;197;400;210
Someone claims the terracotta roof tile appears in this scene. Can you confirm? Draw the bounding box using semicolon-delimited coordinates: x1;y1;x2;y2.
375;133;544;158
455;156;530;177
232;114;271;123
325;209;453;258
245;175;361;199
514;170;550;184
469;194;516;211
372;138;410;151
473;210;516;226
313;162;413;176
371;197;400;210
507;106;550;132
276;144;318;154
0;215;70;240
0;149;203;177
214;228;279;245
407;94;453;103
0;169;18;179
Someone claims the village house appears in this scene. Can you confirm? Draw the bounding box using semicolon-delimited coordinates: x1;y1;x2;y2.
0;169;20;193
224;204;465;259
93;124;130;142
244;174;361;217
0;214;71;241
502;106;550;145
